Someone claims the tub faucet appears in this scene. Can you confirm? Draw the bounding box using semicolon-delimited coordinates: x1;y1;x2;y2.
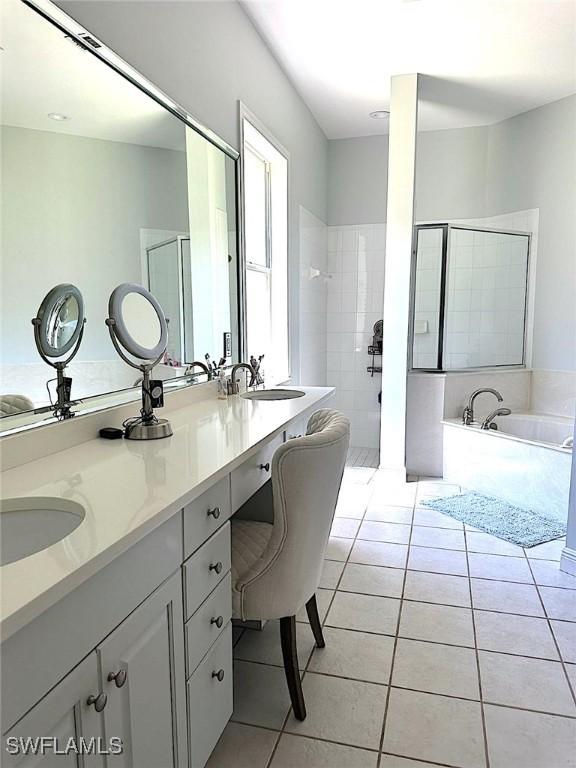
481;407;511;430
463;388;504;425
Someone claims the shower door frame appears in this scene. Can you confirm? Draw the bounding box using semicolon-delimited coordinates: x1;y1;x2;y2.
409;223;532;373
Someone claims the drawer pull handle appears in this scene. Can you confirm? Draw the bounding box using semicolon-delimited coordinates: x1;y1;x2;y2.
207;506;221;519
211;615;224;629
212;669;225;682
259;462;270;472
87;692;107;712
209;561;223;575
107;669;127;688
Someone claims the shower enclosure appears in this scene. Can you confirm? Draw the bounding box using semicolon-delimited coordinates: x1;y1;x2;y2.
410;224;531;371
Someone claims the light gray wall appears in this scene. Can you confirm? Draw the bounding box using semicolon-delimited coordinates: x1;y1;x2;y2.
485;95;576;371
327;136;388;225
327;96;576;371
57;0;329;380
1;125;189;363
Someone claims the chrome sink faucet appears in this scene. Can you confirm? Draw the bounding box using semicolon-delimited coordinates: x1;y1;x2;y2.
462;388;504;425
184;361;213;380
230;362;256;394
481;407;512;430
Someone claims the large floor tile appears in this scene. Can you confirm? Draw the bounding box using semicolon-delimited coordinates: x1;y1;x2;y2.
393;638;480;699
474;610;559;659
234;621;315;669
468;552;533;583
326;591;400;635
404;570;471;607
331;517;362;539
484;704;576;768
539;585;576;621
383;688;486;768
525;537;565;561
206;722;278;768
339;562;404;598
358;520;411;544
350;540;408;569
296;589;334;624
335;486;371;519
466;531;525;557
470;579;545;616
326;536;354;561
308;626;394;684
413;507;463;530
551;620;576;663
566;663;576;688
416;481;460;502
285;673;387;749
399;601;474;647
410;526;465;550
478;651;576;716
232;661;291;729
530;560;576;589
271;734;378;768
407;546;468;576
364;504;413;524
319;559;345;589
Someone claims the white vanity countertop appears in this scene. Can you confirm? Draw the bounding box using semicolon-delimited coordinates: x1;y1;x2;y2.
0;386;334;640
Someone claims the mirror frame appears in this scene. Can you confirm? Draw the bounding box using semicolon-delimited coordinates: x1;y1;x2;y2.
1;0;246;436
34;283;85;359
108;283;168;362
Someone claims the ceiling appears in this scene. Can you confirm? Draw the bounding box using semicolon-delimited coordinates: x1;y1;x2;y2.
240;0;576;139
0;0;184;150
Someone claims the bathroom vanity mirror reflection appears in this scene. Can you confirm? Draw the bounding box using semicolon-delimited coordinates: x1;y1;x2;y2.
0;0;240;431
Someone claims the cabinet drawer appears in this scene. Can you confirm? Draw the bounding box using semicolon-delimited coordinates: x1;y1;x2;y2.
183;523;231;620
183;476;232;559
230;434;283;511
185;573;232;677
187;623;233;768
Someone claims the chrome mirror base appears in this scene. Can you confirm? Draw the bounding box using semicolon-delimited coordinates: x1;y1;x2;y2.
124;418;173;441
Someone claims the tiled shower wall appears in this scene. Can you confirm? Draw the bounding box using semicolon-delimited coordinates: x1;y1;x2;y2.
299;207;328;387
326;224;386;449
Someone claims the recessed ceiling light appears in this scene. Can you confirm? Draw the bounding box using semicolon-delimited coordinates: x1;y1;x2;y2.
369;110;390;120
47;112;70;121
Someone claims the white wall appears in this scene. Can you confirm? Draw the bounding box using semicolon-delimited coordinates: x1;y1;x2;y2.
299;207;328;387
57;0;329;382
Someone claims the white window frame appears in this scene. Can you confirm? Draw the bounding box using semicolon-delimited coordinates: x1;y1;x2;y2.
239;103;290;384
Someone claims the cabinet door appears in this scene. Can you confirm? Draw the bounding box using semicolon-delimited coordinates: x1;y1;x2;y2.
3;652;106;767
98;572;187;768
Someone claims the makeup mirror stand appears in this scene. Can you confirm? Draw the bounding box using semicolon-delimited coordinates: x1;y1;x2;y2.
31;317;86;420
105;317;173;440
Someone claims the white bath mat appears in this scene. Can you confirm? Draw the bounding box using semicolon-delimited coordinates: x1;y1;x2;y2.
422;492;566;548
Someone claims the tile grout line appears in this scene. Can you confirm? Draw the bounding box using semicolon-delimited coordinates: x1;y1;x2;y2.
523;550;576;707
463;523;491;768
376;483;417;767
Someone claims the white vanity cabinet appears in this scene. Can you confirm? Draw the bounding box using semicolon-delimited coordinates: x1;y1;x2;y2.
98;571;187;768
3;652;106;767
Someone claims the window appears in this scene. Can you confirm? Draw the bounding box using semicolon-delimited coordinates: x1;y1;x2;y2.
242;114;289;383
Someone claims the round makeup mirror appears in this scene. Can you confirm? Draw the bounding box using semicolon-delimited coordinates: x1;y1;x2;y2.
34;284;85;358
108;283;167;361
31;284;86;420
106;283;172;441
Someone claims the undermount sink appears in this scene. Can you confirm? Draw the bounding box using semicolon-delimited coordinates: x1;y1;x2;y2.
0;497;85;566
241;389;306;401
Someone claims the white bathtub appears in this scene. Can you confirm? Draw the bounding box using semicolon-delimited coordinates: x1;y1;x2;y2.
442;412;574;523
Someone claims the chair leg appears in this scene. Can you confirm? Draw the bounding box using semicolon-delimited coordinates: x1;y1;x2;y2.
305;594;325;648
279;615;306;721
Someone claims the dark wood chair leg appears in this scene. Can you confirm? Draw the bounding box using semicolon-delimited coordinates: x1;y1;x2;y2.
279;615;306;721
305;594;325;648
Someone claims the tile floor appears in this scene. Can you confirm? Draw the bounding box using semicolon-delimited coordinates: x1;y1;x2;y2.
208;471;576;768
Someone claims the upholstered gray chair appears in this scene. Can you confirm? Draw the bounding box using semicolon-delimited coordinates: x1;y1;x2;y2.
0;394;34;417
231;408;350;720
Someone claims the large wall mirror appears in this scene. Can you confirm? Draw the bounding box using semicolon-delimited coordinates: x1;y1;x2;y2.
0;0;241;431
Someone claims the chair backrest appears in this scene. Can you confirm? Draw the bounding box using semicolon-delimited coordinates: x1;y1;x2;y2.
241;408;350;620
0;395;34;417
